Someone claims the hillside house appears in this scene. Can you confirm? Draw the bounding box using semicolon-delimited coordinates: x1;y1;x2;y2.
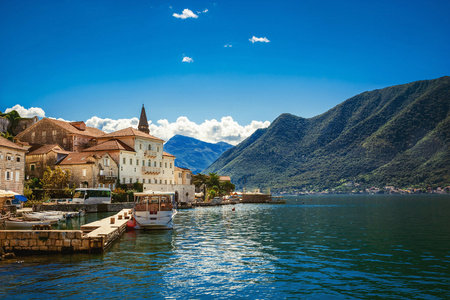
15;118;104;152
25;144;70;180
0;136;27;194
56;152;118;189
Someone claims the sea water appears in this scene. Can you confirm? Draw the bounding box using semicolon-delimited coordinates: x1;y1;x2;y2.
1;195;449;299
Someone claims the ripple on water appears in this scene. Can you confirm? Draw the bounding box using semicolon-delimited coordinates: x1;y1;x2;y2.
1;196;450;299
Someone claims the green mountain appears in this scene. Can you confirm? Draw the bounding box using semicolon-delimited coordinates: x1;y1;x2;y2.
164;135;233;174
204;76;450;192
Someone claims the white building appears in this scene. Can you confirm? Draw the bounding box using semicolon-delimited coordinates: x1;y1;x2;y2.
91;106;195;203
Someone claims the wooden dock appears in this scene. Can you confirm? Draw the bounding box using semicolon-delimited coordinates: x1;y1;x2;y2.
81;209;132;251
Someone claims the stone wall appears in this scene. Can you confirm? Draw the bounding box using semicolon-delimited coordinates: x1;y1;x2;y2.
0;145;26;194
241;194;272;203
0;230;104;254
142;183;195;203
35;202;135;213
15;119;75;151
26;151;59;179
12;117;38;136
60;153;119;189
0;117;9;133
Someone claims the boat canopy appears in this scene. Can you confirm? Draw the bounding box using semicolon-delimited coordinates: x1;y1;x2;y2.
15;195;28;202
134;191;175;196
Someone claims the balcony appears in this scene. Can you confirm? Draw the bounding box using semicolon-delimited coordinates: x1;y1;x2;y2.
144;150;158;158
98;175;118;183
142;167;161;175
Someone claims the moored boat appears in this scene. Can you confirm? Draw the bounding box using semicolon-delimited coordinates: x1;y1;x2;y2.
5;218;52;229
131;191;177;230
23;211;65;222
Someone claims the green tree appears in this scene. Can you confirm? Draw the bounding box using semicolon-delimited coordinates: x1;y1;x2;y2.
133;181;143;192
192;173;208;201
192;173;207;189
220;180;235;195
206;173;220;189
1;110;21;136
41;167;71;189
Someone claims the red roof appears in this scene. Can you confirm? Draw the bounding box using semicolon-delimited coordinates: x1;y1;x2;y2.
0;136;27;152
82;139;135;152
15;118;105;139
163;151;175;157
57;152;105;165
99;127;164;142
27;144;70;155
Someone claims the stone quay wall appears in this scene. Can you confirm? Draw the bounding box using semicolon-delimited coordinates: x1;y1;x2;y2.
0;230;104;254
35;202;134;213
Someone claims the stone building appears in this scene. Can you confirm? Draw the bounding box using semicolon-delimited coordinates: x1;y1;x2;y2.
11;116;39;136
0;136;27;194
56;152;118;189
14;118;104;152
0;118;9;133
90;105;195;203
81;138;135;169
175;167;192;185
95;127;167;186
25;144;70;180
0;115;38;135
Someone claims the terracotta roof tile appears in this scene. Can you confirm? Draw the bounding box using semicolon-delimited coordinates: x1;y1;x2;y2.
99;127;164;142
175;166;191;171
57;152;101;165
163;151;175;157
219;176;231;181
47;118;105;137
27;144;70;155
82;139;135;152
16;118;105;139
0;136;27;152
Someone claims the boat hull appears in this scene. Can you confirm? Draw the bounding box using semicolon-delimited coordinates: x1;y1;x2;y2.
6;219;51;229
134;210;176;230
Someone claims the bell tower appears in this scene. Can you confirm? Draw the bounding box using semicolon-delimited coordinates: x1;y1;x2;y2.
138;105;150;134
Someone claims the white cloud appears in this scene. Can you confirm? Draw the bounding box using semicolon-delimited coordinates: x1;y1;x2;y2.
86;116;139;133
224;44;232;47
5;104;46;118
173;9;198;19
89;115;270;145
148;116;270;145
249;36;270;43
8;105;271;145
182;56;194;63
202;9;208;13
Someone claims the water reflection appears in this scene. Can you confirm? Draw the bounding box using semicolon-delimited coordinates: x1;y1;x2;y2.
1;195;450;299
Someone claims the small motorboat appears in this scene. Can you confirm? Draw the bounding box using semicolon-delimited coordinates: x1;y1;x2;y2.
5;218;52;229
23;211;64;222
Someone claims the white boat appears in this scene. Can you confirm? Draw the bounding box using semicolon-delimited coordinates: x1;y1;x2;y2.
211;197;223;205
23;211;65;222
131;191;177;230
5;218;52;229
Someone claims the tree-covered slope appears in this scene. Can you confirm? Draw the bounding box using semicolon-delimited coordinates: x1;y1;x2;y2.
163;135;233;174
205;76;450;191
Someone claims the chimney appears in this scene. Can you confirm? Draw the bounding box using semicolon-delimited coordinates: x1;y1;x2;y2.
70;121;86;131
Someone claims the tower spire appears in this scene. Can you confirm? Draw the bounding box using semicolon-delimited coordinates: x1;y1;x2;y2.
138;104;150;134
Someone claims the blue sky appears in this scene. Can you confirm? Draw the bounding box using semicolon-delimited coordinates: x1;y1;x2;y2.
1;0;449;143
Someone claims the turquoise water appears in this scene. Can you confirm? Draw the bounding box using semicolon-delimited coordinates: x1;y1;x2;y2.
1;195;449;299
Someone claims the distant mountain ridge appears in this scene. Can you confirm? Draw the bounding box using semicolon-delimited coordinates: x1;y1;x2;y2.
164;135;233;174
205;76;450;192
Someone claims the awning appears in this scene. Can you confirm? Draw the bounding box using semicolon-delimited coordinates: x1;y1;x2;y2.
0;189;17;197
14;195;28;202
